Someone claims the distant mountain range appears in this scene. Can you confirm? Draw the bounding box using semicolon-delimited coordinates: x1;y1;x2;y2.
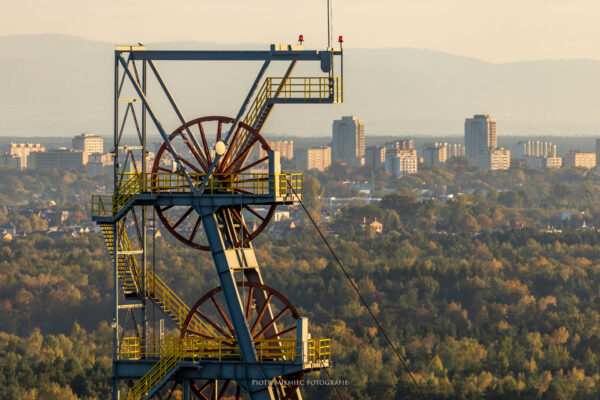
1;34;600;138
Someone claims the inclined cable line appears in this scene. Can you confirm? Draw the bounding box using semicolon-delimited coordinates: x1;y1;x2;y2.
286;180;429;400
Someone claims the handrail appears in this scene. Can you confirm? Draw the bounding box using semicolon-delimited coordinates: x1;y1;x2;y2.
98;221;216;338
126;343;182;400
119;336;332;363
91;172;303;218
242;76;343;129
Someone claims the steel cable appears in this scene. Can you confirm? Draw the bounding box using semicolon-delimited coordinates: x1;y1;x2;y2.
286;179;429;400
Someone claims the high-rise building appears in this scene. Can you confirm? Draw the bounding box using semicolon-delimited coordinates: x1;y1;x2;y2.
563;151;596;169
385;149;418;176
365;146;386;169
332;116;365;165
7;143;46;169
512;141;557;158
295;147;331;171
72;133;104;155
259;140;294;160
465;115;497;161
447;143;466;159
421;142;465;166
422;143;448;166
475;148;510;171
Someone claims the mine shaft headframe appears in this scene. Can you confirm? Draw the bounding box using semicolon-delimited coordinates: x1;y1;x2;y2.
114;42;344;189
112;42;344;248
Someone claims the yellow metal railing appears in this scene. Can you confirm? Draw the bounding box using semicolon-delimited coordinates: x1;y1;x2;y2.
126;343;182;400
243;76;343;128
309;338;332;363
123;337;331;399
268;76;343;103
91;172;303;218
120;337;240;362
146;270;215;336
118;227;216;337
243;76;271;128
97;219;216;337
100;222;138;294
119;336;332;364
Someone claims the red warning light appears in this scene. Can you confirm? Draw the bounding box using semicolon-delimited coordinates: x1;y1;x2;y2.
299;35;304;44
338;35;344;43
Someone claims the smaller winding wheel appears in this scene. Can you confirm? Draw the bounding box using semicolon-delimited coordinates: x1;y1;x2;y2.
152;116;276;251
181;282;304;400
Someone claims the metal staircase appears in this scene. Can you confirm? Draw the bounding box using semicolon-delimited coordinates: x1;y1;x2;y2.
99;222;215;336
126;345;183;400
100;222;139;297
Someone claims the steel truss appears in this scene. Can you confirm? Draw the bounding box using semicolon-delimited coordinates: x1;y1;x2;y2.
94;42;343;400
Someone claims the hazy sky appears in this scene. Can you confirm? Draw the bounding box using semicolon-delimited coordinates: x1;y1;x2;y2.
2;0;600;63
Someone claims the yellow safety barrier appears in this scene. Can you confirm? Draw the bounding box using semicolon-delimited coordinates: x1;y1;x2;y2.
97;220;216;338
243;76;343;128
126;343;182;400
309;338;332;363
119;336;331;364
91;172;303;219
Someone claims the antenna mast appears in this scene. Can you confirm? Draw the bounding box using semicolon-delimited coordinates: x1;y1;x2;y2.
327;0;332;48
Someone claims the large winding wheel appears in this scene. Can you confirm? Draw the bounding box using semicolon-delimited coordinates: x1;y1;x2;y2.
181;282;304;400
152;116;276;250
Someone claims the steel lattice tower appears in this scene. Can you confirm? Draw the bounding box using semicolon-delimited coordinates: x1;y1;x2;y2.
92;41;344;399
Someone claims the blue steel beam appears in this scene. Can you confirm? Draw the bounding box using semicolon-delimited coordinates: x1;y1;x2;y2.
116;53;197;192
114;360;314;382
129;50;341;62
147;60;209;168
199;209;259;364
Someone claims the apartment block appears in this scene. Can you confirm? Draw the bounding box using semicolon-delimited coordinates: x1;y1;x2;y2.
365;146;386;169
513;140;557;158
465;114;497;162
475;148;510;171
563;151;596;169
72;133;104;155
259;140;294;160
295;147;331;172
7;143;46;169
385;149;418;176
332;116;365;165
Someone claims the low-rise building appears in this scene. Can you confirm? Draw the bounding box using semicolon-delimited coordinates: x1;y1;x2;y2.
29;149;88;169
526;156;563;169
563;151;596;169
361;217;383;233
544;157;563;169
